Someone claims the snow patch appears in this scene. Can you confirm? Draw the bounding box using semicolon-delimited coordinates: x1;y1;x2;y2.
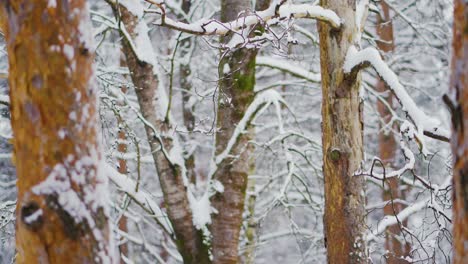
278;4;341;28
63;44;74;60
48;0;57;8
24;209;43;224
118;0;144;18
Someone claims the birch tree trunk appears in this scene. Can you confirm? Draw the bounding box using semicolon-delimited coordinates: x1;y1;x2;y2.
449;1;468;263
376;2;410;262
317;0;367;263
210;0;258;262
107;2;210;263
2;0;114;263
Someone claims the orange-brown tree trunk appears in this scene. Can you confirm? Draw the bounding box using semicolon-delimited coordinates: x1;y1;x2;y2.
376;2;410;263
318;0;367;263
117;76;129;262
2;0;114;263
449;1;468;263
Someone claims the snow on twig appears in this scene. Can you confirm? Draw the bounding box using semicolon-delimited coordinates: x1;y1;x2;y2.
215;90;285;165
367;175;452;241
343;46;449;144
357;140;415;180
105;163;174;235
256;56;321;83
157;2;341;35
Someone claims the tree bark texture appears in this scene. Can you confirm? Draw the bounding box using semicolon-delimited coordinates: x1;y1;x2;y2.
450;1;468;263
318;0;367;263
2;0;114;263
108;3;210;263
210;0;259;262
376;2;410;263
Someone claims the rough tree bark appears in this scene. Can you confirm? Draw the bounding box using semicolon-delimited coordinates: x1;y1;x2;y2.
449;1;468;263
1;0;114;263
210;0;259;262
107;2;210;263
317;0;367;263
376;2;410;263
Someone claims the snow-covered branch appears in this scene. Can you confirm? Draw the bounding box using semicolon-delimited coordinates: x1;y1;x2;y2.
105;163;174;236
256;56;321;83
343;46;450;143
157;3;341;35
215;90;285;165
0;94;9;106
367;175;452;241
357;140;414;180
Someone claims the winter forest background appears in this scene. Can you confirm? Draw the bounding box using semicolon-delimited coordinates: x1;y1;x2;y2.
0;0;460;263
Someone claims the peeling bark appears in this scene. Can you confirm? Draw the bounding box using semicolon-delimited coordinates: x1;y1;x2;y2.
2;0;113;263
450;1;468;263
318;0;367;263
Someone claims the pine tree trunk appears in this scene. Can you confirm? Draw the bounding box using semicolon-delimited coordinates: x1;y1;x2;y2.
317;0;367;263
376;2;410;262
210;0;258;262
2;1;114;263
450;1;468;263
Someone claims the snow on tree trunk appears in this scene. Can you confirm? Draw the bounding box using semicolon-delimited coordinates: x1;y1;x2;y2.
210;0;258;262
376;2;410;262
449;1;468;263
107;2;210;263
317;0;367;263
1;1;115;263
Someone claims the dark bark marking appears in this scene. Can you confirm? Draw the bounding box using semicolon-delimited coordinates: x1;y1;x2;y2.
21;201;44;231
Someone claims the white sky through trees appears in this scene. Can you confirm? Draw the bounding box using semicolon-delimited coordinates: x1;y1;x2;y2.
0;0;456;263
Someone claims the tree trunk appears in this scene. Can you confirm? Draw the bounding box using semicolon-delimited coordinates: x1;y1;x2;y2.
2;1;114;263
107;2;210;263
449;1;468;263
117;76;129;263
376;2;410;263
317;0;367;263
179;0;198;184
210;0;258;262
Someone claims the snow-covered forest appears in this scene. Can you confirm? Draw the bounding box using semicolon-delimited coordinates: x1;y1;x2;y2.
0;0;466;263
